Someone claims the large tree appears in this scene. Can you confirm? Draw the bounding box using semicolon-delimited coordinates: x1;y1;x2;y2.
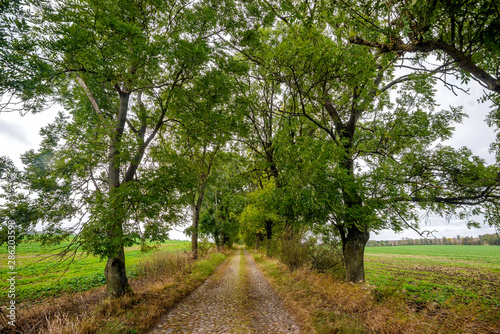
150;61;244;258
0;0;224;298
229;0;500;282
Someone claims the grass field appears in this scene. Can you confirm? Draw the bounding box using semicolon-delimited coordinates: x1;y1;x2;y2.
252;245;500;333
0;239;190;302
364;245;500;319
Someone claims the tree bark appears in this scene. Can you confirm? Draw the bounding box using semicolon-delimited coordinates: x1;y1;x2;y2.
191;191;205;259
343;225;370;282
191;203;200;259
265;218;273;256
337;114;369;283
349;36;500;93
105;244;132;298
105;90;132;298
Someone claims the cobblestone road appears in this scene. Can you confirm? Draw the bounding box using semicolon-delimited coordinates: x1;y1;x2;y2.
148;248;301;334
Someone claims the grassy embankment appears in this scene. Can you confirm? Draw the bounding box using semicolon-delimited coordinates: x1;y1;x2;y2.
250;245;500;334
0;239;229;333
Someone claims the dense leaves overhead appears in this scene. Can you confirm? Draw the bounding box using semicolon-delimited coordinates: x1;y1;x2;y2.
0;0;499;287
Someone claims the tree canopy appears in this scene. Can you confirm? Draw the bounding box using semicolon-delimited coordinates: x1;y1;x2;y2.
1;0;499;292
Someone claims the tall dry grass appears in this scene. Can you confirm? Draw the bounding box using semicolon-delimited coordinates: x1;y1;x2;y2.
135;250;193;280
0;249;223;334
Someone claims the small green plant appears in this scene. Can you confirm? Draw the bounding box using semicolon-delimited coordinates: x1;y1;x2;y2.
372;279;405;303
198;237;214;258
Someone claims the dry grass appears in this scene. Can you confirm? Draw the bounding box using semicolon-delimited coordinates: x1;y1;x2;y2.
1;249;228;334
135;250;193;280
250;251;500;334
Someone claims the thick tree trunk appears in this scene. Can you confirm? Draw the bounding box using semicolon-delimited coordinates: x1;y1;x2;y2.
105;91;131;298
105;244;131;298
343;225;370;282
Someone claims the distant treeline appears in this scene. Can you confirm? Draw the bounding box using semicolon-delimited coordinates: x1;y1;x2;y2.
367;234;500;247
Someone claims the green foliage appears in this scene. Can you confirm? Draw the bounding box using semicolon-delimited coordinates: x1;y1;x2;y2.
308;239;346;280
275;232;310;271
198;237;214;258
0;0;56;112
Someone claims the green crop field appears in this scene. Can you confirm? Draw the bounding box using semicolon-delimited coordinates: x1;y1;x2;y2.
0;239;190;302
364;245;500;318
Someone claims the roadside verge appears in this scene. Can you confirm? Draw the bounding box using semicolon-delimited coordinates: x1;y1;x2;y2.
10;251;229;334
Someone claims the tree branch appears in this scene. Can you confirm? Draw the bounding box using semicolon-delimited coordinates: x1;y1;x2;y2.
75;74;104;119
350;36;500;93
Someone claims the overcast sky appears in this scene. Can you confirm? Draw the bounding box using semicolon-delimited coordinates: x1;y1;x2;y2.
0;73;498;241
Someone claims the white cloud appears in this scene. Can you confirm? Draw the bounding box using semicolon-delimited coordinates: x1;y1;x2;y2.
0;119;30;145
0;108;60;167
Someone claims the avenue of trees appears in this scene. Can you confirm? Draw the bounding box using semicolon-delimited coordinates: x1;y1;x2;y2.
1;0;500;297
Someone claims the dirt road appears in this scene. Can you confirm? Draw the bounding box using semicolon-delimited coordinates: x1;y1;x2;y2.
148;248;301;334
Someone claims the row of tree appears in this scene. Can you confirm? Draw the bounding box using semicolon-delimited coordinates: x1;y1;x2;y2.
367;234;500;246
1;0;500;298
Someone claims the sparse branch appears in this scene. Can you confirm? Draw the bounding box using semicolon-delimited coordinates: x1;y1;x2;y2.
395;209;437;239
260;0;289;24
350;36;500;93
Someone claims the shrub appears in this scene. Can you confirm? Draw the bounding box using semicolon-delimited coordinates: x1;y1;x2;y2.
274;233;345;278
276;232;309;271
198;238;214;258
307;239;345;280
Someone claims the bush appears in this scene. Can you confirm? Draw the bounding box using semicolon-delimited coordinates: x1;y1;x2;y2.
276;232;309;271
308;239;345;280
198;238;214;258
274;233;345;278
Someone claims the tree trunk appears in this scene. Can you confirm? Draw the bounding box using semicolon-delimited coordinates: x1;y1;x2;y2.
191;190;205;259
191;203;200;259
105;244;131;298
105;90;131;298
255;232;261;249
265;219;273;256
343;225;369;282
